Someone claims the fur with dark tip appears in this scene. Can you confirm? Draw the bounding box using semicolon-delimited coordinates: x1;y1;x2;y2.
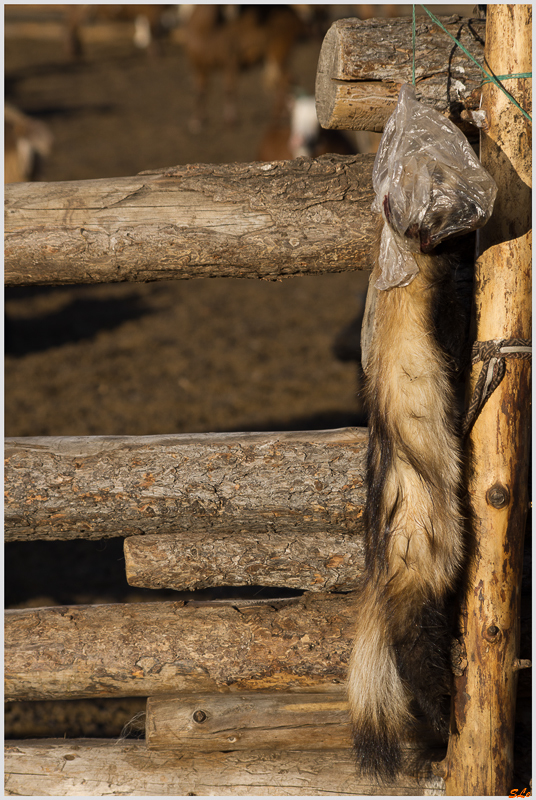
348;211;467;781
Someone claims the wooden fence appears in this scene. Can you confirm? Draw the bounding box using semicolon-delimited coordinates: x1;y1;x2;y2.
5;11;531;796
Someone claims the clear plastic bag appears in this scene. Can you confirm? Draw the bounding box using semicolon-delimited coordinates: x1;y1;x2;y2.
371;84;497;289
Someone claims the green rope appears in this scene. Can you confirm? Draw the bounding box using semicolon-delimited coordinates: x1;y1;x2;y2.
482;73;533;84
414;5;532;123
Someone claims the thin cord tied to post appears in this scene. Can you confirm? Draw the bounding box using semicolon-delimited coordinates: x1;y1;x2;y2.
462;338;532;437
412;5;532;122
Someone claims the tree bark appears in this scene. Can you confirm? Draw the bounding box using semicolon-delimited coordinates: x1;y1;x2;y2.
124;529;364;593
443;5;532;796
145;692;353;752
315;15;486;132
4;740;445;796
5;155;376;286
5;593;357;702
5;428;367;543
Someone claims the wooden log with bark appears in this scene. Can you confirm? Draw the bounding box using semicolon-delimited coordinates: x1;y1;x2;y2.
3;739;445;796
4;428;367;545
5;594;357;702
315;14;486;133
123;529;364;593
4;155;376;286
441;5;532;796
145;692;353;752
5;590;530;705
144;691;446;760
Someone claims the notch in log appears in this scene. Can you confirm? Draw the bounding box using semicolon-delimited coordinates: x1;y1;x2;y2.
315;15;486;133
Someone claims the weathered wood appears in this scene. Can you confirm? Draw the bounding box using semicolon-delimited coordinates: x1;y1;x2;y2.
5;428;367;543
5;594;357;702
124;529;364;593
4;155;376;286
4;740;446;796
146;692;352;752
315;15;486;132
443;5;532;796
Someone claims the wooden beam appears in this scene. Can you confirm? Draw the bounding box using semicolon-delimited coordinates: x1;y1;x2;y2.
145;692;353;752
4;155;376;286
4;740;445;796
124;529;364;593
4;20;66;40
315;15;486;132
443;5;532;796
7;593;529;706
5;594;356;702
144;692;446;776
5;428;367;543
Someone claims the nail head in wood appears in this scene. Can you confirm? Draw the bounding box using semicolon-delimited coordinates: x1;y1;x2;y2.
486;483;510;509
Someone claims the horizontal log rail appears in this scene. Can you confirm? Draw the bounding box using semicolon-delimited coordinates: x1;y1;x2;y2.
315;15;486;132
3;740;446;796
145;692;353;752
144;691;447;755
5;428;367;545
5;594;355;702
6;592;530;704
124;528;364;593
5;154;376;286
4;18;142;44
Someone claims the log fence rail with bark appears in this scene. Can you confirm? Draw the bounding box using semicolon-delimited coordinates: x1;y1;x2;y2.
4;9;531;797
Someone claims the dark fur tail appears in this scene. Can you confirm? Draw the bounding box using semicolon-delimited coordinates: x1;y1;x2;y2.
348;580;454;780
348;230;464;781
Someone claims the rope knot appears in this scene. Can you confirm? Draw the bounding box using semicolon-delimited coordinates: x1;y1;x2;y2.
463;338;532;436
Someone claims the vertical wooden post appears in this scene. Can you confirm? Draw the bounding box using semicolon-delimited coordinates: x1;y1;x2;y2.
443;5;532;796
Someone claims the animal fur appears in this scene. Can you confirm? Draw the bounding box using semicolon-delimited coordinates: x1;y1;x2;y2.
348;212;466;780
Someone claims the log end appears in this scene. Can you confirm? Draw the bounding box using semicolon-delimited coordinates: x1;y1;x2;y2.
315;20;399;132
315;22;342;130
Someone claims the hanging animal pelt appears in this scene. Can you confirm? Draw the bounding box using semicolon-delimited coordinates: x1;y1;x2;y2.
348;84;497;780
